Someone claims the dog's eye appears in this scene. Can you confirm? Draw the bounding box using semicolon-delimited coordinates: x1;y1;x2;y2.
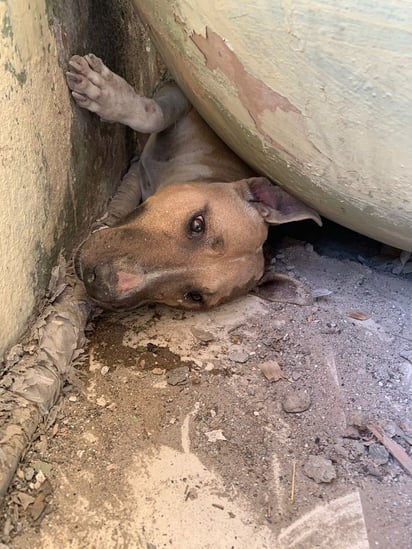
189;214;205;235
185;291;203;303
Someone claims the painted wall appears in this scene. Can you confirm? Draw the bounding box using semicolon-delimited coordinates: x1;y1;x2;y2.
135;0;412;251
0;0;163;361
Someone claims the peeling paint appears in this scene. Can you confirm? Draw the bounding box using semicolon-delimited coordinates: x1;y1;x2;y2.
191;26;300;156
1;13;12;40
4;60;27;86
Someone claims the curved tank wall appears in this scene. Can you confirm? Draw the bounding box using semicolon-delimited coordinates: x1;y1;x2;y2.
135;0;412;251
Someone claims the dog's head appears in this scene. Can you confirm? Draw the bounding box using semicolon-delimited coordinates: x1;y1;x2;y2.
75;177;321;310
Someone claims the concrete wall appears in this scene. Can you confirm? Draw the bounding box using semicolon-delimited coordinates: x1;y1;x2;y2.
0;0;163;361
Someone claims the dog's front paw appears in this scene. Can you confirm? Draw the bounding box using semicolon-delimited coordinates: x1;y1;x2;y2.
66;53;137;123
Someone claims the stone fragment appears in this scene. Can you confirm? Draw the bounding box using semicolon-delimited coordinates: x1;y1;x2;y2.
303;455;336;483
368;443;389;465
166;366;189;386
282;390;311;413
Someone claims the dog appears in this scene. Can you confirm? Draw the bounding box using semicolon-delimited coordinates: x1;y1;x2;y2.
66;54;321;311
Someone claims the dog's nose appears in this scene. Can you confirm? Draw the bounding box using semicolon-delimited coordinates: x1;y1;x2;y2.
116;270;145;293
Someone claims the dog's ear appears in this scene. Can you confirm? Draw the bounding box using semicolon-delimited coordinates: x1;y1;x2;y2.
253;272;313;305
244;177;322;226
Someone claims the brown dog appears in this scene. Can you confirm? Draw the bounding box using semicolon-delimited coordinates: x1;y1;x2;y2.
67;54;321;311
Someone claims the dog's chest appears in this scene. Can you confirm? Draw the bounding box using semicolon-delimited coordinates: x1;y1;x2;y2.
139;109;253;198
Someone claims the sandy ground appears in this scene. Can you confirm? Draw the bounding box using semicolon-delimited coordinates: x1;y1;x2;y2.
1;226;412;548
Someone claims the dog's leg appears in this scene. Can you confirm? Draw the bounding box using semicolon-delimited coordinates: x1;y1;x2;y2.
66;54;190;132
92;156;143;231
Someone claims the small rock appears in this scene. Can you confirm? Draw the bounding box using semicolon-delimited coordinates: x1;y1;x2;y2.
258;360;287;382
205;429;227;442
282;390;311;413
230;351;249;364
303;455;336;483
100;366;109;376
96;396;107;407
347;311;370;321
167;366;189;386
31;469;46;490
368;443;389;465
152;367;165;375
312;288;333;299
68;395;77;402
24;467;35;481
191;327;216;344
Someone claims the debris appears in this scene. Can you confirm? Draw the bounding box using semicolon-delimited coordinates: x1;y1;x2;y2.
347;311;370;321
205;429;227;442
31;470;46;490
12;491;35;510
302;455;336;483
312;288;333;299
290;461;296;502
191;327;215;344
400;350;412;363
368;443;389;465
166;366;190;386
367;424;412;476
212;503;224;510
282;390;311;413
30;492;47;522
258;360;287;382
32;460;52;477
24;467;35;481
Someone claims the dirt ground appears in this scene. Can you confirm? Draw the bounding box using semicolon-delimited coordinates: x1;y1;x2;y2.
1;225;412;548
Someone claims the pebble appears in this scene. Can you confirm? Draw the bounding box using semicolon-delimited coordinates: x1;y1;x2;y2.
303;455;336;483
96;396;107;407
100;366;109;376
191;327;216;343
230;351;249;364
368;443;389;465
282;390;311;413
24;467;35;481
